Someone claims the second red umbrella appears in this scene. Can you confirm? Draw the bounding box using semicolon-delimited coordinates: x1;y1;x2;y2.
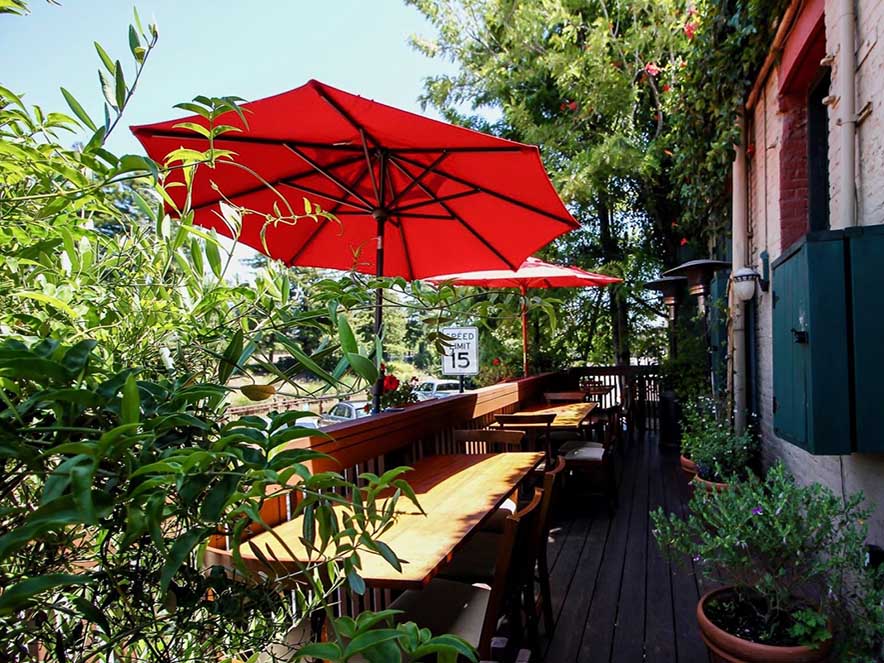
427;257;621;377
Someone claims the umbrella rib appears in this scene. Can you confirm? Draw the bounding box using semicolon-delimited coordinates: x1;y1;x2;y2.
189;153;366;214
388;156;519;270
361;130;381;203
136;129;364;151
285;144;374;208
310;81;382;149
395;153;576;227
386;151;449;209
398;215;415;281
391;188;480;213
286;161;375;265
278;182;372;212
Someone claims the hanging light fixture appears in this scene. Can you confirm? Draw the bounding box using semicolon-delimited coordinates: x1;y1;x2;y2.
732;266;760;302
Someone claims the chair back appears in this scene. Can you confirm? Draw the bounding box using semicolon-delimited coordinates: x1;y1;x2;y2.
452;428;525;453
480;486;543;658
543;391;586;405
600;406;623;450
537;456;567;548
494;413;555;428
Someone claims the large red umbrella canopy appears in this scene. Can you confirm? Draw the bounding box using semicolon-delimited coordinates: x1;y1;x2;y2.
427;257;621;376
132;80;578;412
130;79;578;280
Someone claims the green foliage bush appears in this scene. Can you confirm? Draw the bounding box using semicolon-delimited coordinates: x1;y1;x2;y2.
680;396;757;482
652;464;884;658
0;6;475;661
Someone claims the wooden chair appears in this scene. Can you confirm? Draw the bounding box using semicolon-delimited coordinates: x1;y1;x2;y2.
389;487;544;660
438;458;567;644
495;413;555;463
561;408;619;512
532;456;567;637
542;391;587;404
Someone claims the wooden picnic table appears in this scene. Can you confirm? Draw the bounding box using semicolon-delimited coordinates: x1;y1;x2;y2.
232;452;543;590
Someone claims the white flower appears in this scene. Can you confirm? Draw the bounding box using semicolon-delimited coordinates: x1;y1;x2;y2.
60;252;72;275
159;347;174;371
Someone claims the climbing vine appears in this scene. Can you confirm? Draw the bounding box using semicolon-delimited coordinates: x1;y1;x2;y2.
667;0;791;248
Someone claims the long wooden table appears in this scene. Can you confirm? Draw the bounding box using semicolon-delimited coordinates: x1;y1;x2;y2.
234;452;543;589
516;401;597;430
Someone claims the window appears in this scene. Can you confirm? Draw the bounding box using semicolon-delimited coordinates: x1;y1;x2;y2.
807;70;830;232
331;404;349;418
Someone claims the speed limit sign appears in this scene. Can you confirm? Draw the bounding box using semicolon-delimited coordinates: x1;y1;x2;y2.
440;326;479;376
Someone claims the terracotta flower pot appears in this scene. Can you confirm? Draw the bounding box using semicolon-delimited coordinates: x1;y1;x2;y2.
691;474;729;494
697;587;833;663
680;454;698;481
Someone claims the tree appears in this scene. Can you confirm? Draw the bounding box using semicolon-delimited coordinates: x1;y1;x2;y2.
407;0;687;365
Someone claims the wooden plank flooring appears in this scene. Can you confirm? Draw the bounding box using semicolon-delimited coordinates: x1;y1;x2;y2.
539;434;708;663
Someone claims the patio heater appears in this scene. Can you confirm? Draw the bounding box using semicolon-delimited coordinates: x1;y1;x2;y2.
663;259;731;396
644;275;687;360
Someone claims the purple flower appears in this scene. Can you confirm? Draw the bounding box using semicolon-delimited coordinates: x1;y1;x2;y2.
752;506;763;516
692;554;702;562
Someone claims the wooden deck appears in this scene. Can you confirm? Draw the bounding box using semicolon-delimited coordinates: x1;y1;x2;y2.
538;435;709;663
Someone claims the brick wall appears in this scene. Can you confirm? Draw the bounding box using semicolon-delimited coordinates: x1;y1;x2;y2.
745;0;884;546
778;97;810;248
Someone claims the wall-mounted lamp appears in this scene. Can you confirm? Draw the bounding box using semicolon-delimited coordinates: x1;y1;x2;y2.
732;266;760;302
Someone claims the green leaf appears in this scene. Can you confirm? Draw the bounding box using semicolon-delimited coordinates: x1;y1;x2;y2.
338;313;358;353
347;569;366;595
60;87;97;131
160;527;206;593
218;329;244;384
94;41;115;73
12;291;77;319
205;235;223;278
128;25;141;58
120;374;140;425
346;353;379;384
113;60;126;110
343;629;401;659
0;574;91;616
293;642;342;661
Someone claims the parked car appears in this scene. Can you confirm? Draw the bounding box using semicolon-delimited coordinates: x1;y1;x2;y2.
414;379;463;401
319;400;371;427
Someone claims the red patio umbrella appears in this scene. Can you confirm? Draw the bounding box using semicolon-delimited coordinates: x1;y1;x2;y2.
131;80;578;411
427;257;621;377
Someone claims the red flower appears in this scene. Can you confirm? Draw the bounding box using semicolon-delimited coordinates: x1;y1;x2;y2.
383;374;400;392
492;357;501;366
662;84;671;93
680;238;689;247
645;62;660;76
684;22;697;40
567;100;578;112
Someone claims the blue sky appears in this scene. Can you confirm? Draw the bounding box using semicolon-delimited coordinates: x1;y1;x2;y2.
1;1;454;155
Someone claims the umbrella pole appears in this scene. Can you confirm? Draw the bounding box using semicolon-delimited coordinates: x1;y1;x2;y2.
521;285;529;377
371;213;386;414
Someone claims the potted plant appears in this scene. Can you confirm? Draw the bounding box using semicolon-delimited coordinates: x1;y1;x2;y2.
679;397;756;491
377;370;419;411
652;463;884;662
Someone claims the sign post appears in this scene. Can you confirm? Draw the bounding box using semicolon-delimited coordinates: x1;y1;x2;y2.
440;326;479;387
